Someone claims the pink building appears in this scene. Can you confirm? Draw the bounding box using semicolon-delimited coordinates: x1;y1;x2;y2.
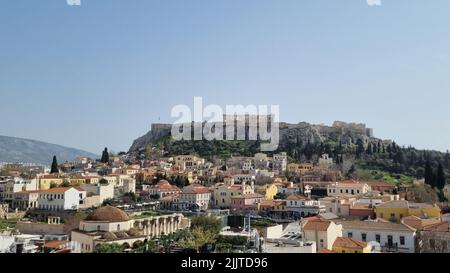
231;193;265;213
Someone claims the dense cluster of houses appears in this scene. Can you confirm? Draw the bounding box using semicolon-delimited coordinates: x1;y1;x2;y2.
0;152;449;254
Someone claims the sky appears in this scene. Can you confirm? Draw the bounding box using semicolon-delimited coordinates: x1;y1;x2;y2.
1;0;450;154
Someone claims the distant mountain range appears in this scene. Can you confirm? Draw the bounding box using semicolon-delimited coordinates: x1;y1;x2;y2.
0;135;98;166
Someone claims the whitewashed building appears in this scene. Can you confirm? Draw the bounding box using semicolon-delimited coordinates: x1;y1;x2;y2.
335;219;416;253
37;187;86;211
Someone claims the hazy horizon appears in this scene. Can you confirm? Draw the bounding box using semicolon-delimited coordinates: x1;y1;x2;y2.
1;0;450;153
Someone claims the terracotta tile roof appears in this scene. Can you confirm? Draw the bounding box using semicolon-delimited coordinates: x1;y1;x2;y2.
334;220;416;232
43;241;67;249
402;216;440;230
38;186;85;194
40;174;63;179
375;200;409;208
53;249;71;254
422;222;450;232
286;194;308;201
14;190;40;194
231;193;264;199
319;249;334;254
303;217;331;231
151;180;181;192
333;237;368;250
259;199;283;207
182;186;211;194
351;204;373;210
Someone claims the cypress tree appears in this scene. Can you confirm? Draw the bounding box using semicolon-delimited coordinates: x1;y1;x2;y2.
425;161;432;186
445;150;450;168
437;163;446;190
392;142;397;153
356;139;365;158
50;156;59;174
366;143;372;155
425;161;435;188
101;147;110;163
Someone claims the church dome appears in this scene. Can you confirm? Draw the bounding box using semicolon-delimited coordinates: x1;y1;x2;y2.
85;206;130;222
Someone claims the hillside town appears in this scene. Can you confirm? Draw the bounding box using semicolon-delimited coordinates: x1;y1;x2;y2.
1;150;449;254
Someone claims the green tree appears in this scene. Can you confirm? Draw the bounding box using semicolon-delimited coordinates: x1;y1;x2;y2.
274;193;287;200
445;150;450;168
102;198;115;206
93;243;124;253
134;240;159;253
50;156;59;174
347;164;357;179
356;139;365;158
99;178;109;185
190;215;223;234
179;227;217;252
366;143;373;155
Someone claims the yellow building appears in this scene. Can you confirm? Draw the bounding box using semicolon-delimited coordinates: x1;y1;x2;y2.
38;174;64;190
332;237;371;253
288;163;314;174
68;176;100;186
256;184;278;200
375;200;441;223
213;182;254;208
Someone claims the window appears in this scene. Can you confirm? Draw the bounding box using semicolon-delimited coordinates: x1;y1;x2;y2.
320;239;324;248
347;232;353;238
117;224;120;231
443;241;448;251
430;239;436;249
387;235;393;246
400;236;405;246
361;233;367;242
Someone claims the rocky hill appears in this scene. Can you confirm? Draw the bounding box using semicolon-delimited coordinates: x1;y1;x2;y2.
129;120;382;154
0;135;98;165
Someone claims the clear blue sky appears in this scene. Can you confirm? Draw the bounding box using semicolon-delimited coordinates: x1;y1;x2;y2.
1;0;450;153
